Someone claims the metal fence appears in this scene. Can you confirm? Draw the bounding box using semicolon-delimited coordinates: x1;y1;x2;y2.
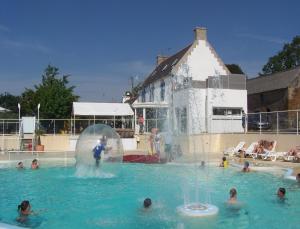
0;118;167;135
1;110;300;135
246;110;300;134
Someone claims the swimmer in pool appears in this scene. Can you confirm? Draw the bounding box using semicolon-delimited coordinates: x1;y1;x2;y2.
219;156;228;168
16;200;33;223
228;188;238;204
242;161;250;172
143;198;152;208
31;159;39;170
277;187;286;200
17;162;24;169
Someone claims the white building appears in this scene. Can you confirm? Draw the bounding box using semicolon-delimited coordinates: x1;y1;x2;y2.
132;27;247;134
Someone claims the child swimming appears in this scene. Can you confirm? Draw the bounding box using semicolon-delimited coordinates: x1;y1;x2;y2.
16;162;24;169
219;156;228;168
242;161;250;172
31;159;39;169
143;198;152;208
228;188;238;204
17;200;33;223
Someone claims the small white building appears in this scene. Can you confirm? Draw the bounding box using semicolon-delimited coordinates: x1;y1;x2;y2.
132;27;247;134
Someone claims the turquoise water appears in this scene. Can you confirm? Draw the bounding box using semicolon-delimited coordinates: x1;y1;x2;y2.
0;162;299;229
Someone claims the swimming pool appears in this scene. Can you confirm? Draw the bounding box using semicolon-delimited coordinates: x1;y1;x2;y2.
0;161;299;229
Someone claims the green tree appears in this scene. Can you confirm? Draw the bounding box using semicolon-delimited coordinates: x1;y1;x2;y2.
0;92;20;113
20;65;79;118
261;36;300;75
225;64;244;74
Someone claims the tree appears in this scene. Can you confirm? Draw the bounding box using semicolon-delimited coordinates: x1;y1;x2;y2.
261;36;300;75
20;65;79;118
0;92;20;113
225;64;244;74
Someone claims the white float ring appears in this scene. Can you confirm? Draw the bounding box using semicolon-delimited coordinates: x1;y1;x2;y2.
177;203;219;217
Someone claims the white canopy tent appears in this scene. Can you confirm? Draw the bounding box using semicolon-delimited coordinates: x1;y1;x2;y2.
73;102;133;116
72;102;134;134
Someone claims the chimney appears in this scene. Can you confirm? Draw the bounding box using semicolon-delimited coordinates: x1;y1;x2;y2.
194;27;207;40
156;55;169;66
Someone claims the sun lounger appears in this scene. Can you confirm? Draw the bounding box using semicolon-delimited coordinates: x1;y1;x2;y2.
260;141;277;160
263;151;286;162
223;141;246;156
244;142;258;158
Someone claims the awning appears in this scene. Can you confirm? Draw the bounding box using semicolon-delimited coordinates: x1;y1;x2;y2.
73;102;134;116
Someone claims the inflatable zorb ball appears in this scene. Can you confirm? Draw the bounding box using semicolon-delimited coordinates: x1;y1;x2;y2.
75;124;124;166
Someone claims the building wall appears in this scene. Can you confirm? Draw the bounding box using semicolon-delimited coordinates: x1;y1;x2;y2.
288;87;300;110
175;133;300;159
176;40;228;81
248;88;288;112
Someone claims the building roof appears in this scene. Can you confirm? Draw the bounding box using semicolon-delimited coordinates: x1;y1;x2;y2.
247;66;300;95
73;102;133;116
142;45;192;87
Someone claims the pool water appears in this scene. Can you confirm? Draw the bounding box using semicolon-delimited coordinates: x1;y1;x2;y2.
0;162;299;229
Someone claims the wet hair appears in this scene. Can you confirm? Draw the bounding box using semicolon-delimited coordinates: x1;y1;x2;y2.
244;161;249;167
32;159;38;164
18;162;23;166
278;187;286;195
222;157;226;162
143;198;152;208
297;173;300;180
18;200;30;212
229;188;237;198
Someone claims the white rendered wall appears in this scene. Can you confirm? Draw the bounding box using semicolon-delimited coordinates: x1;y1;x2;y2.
206;89;247;133
176;40;228;81
173;88;247;134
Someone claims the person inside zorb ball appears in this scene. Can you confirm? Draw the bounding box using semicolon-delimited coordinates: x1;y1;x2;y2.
75;124;124;167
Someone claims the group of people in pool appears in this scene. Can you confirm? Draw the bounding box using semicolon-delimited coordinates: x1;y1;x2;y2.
16;159;39;170
227;186;287;206
219;156;250;172
219;156;300;205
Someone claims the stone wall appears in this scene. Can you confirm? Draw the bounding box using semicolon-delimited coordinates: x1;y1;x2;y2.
248;88;288;112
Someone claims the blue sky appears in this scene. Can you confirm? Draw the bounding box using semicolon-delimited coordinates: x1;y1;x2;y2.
0;0;299;102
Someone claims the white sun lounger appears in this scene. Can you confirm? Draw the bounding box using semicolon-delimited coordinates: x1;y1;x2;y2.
244;142;258;158
260;141;277;160
264;151;287;161
223;141;246;156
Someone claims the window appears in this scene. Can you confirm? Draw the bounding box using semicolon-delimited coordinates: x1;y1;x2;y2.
181;107;187;133
160;80;165;101
175;107;187;134
213;107;242;116
141;88;146;102
149;84;155;102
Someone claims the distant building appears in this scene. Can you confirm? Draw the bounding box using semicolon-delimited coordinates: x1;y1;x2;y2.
132;27;247;134
247;66;300;112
